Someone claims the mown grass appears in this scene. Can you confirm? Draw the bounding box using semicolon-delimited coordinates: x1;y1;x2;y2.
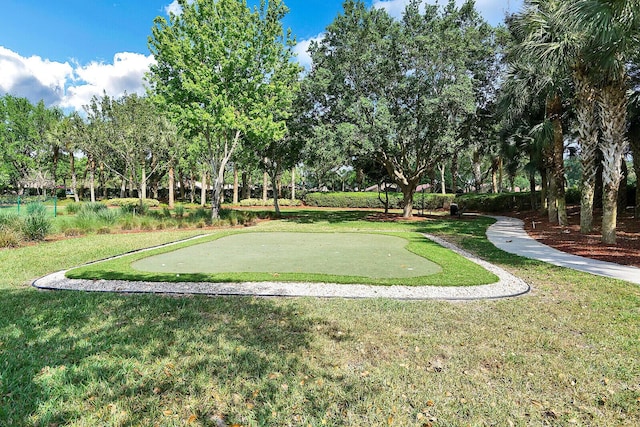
0;209;638;426
66;228;498;287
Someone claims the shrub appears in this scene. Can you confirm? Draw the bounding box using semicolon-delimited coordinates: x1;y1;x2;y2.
22;213;52;241
64;228;83;237
26;202;48;216
174;204;185;218
238;198;303;207
65;203;81;215
303;191;455;210
107;198;159;214
0;211;21;229
0;226;22;248
455;192;541;212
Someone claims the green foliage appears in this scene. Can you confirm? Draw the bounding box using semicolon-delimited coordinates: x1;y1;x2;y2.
455;192;541;212
25;202;47;216
238;198;302;207
0;226;22;248
21;211;52;241
107;198;160;209
303;192;455;210
173;204;185;218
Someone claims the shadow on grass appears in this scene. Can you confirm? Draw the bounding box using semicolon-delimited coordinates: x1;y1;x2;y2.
0;289;343;426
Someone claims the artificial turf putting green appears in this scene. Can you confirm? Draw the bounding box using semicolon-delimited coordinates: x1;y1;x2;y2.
131;232;441;279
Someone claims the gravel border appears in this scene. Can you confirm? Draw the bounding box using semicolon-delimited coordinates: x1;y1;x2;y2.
32;233;530;301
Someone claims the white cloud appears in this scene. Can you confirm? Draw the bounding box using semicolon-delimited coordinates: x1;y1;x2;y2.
164;0;182;16
63;52;156;111
0;46;73;106
293;33;325;71
0;46;154;112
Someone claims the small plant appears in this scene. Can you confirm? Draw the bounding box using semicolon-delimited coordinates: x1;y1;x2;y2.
26;202;48;216
21;212;52;241
162;207;172;218
97;227;111;234
174;204;185;218
65;203;81;215
64;228;83;237
0;226;22;248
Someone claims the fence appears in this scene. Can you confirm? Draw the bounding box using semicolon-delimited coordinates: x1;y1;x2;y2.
0;196;58;217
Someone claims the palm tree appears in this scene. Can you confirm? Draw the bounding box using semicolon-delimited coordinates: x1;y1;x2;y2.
502;3;571;225
565;0;640;243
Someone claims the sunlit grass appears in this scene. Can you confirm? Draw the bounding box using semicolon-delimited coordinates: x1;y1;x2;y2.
0;210;638;426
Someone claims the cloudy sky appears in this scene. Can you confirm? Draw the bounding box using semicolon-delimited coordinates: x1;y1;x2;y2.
0;0;522;112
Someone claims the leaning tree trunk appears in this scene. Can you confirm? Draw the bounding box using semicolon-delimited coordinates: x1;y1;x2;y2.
574;69;599;233
599;80;628;244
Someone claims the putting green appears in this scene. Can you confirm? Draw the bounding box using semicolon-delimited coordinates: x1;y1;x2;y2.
131;232;441;279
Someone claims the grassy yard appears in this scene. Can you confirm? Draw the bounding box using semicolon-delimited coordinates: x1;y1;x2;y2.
0;210;638;426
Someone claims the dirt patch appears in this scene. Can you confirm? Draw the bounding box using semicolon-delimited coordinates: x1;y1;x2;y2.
510;207;640;268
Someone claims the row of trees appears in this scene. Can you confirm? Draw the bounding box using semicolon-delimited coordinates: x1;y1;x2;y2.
1;0;639;243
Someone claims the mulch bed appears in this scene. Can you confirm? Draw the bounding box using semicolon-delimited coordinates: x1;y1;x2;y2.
510;207;640;268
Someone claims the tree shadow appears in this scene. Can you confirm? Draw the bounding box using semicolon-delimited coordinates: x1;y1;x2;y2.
0;289;338;426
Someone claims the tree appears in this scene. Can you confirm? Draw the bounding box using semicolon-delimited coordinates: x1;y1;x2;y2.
306;0;485;217
148;0;300;219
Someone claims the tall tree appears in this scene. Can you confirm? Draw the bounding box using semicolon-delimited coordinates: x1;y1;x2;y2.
148;0;300;219
306;0;485;217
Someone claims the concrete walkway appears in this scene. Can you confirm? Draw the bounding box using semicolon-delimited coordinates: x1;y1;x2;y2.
487;216;640;285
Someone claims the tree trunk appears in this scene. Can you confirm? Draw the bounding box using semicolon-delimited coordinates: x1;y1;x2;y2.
472;150;482;192
438;164;446;195
574;69;599;233
262;172;268;203
599;80;628;244
291;167;296;201
270;172;281;217
89;159;96;203
232;165;239;204
451;151;459;193
120;177;126;199
548;94;567;225
539;167;548;213
168;166;175;208
629;121;640;218
69;152;80;203
401;184;415;218
201;171;207;207
141;162;147;200
241;171;249;200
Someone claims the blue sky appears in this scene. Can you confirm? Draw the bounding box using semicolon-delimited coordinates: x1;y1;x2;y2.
0;0;522;112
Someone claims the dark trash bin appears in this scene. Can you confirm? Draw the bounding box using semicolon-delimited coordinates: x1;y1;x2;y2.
450;203;459;216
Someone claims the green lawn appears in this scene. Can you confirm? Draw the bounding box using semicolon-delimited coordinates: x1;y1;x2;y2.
0;210;638;426
67;224;497;286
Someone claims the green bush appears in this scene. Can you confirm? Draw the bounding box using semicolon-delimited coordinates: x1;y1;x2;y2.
0;226;22;248
21;212;52;241
65;203;81;215
173;204;185;218
0;211;21;229
455;192;541;212
107;198;159;214
26;202;48;216
238;198;303;207
303;192;455;210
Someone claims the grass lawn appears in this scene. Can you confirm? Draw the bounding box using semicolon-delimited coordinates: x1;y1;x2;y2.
0;210;638;426
67;223;497;286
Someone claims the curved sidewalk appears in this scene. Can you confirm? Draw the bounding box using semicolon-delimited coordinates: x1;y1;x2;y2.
487;216;640;285
32;233;530;301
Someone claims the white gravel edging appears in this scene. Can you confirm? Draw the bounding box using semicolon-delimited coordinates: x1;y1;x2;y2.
32;233;530;301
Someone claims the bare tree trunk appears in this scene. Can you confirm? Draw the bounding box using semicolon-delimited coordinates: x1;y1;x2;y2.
168;166;175;208
232;165;239;204
630;122;640;218
472;150;482;192
200;171;207;207
241;171;249;199
89;159;96;203
141;163;147;200
401;185;415;218
291;167;296;201
618;159;628;212
540;167;548;213
69;152;80;203
451;151;459;193
262;172;268;203
438;164;446;194
120;177;126;199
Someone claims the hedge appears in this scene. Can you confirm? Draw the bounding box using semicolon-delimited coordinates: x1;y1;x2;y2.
455;192;541;212
303;191;455;210
237;198;303;207
106;198;160;209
